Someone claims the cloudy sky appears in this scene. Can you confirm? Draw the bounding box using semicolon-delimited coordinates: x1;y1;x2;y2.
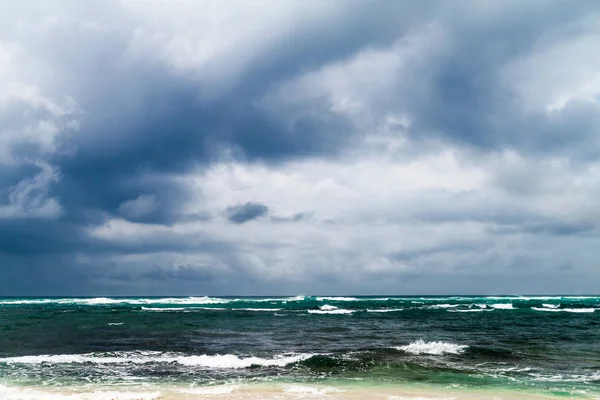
1;0;600;296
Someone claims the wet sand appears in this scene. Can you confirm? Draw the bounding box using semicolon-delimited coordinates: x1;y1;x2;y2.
2;382;594;400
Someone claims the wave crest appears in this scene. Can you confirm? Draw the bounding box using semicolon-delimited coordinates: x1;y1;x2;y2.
0;351;314;369
396;340;468;355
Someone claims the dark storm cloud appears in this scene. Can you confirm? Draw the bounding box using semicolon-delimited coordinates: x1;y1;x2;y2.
405;1;600;158
0;0;599;295
225;202;269;224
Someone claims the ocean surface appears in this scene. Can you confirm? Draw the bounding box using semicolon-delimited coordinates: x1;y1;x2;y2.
0;295;599;399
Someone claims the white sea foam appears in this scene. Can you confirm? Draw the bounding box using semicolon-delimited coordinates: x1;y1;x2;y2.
0;351;314;368
319;304;338;310
283;295;305;302
490;303;514;309
367;308;404;313
428;304;460;309
177;385;240;395
231;308;282;312
140;307;186;312
315;297;359;301
107;322;124;326
0;385;160;400
542;303;561;308
0;296;231;306
396;340;468;355
529;371;600;382
447;309;492;313
307;304;353;314
532;307;595;313
283;385;345;395
308;309;354;314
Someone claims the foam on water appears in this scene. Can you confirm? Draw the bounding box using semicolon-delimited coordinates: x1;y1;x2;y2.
0;351;314;369
315;297;359;301
283;385;345;395
542;303;561;308
177;385;240;395
428;304;460;309
367;308;404;313
140;307;186;312
396;340;468;355
307;309;354;314
308;305;354;314
0;296;231;306
0;385;160;400
490;303;514;309
531;307;596;313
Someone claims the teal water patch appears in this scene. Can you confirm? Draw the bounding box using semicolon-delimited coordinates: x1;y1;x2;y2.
0;296;599;397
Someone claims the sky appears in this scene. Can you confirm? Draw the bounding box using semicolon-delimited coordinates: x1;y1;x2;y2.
1;0;600;296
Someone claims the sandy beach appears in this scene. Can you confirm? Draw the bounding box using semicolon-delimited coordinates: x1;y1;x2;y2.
1;382;594;400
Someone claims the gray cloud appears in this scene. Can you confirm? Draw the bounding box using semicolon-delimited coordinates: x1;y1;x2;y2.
225;202;269;224
0;0;599;295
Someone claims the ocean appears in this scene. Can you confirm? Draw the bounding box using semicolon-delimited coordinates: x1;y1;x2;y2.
0;295;599;399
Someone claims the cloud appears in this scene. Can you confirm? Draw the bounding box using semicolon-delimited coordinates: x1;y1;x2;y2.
118;194;159;220
225;202;269;224
0;0;599;295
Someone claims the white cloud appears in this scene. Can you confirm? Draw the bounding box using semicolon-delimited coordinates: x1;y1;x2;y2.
502;28;600;113
0;163;62;219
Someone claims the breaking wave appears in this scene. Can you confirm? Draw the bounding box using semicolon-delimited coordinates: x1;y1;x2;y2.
396;340;468;355
0;351;315;369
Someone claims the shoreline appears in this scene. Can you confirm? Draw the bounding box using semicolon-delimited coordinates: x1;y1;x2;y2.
2;381;597;400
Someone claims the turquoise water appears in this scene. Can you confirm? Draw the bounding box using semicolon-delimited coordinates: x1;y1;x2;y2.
0;295;599;398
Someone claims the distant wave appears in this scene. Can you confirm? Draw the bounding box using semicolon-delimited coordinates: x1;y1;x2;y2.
367;308;404;313
315;296;359;301
308;304;354;314
542;303;560;308
489;303;514;309
531;307;596;313
395;339;468;355
0;351;314;369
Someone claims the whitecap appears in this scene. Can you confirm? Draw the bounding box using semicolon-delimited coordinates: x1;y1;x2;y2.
0;351;314;369
315;297;359;301
542;303;560;309
107;322;124;326
308;309;354;314
140;307;186;312
428;304;460;309
319;304;338;310
367;308;404;313
395;339;468;355
447;309;493;313
532;307;595;313
490;303;514;309
0;296;231;306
